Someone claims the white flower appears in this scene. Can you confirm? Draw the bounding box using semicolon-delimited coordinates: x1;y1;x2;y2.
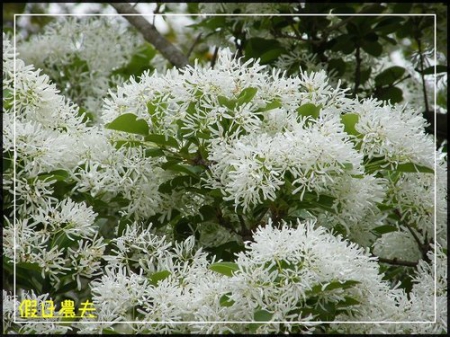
224;219;393;333
90;266;149;318
31;198;97;240
17;17;142;118
354;99;434;167
373;231;422;262
68;235;106;290
104;222;172;273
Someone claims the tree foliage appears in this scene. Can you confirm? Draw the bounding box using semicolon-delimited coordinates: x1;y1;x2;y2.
2;2;447;335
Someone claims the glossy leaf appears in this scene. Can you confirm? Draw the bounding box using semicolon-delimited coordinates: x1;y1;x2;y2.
375;66;406;86
361;40;383;57
297;103;321;120
219;293;235;307
421;65;447;75
149;270;171;286
209;262;239;277
145;134;178;148
396;162;434;174
254;309;273;322
373;225;398;234
377;86;403;104
237;87;258;106
341;113;360;136
106;113;149;136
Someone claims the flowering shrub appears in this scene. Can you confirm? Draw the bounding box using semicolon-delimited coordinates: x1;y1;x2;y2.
2;14;447;335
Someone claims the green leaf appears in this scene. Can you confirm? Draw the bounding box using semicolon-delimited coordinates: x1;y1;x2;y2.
324;280;361;291
341;113;360;136
54;280;79;295
360;67;372;85
361;40;383;57
237;87;258;106
331;35;355;55
3;88;12;97
336;296;361;308
421;65;447;75
309;280;361;294
144;148;165;157
297;103;321;120
106;113;149;136
259;48;285;64
373;225;398;234
37;169;70;182
113;140;144;150
198;205;216;221
392;3;412;13
375;66;406;86
328;58;346;77
158;175;198;193
149;270;171;286
376;86;403;104
396;162;434;174
374;17;405;35
254;309;273;322
209;262;239;277
219;293;235;307
101;328;119;334
164;163;203;178
112;43;156;78
258;99;282;112
147;100;157;116
16;261;42;272
218;95;236;110
244;37;283;62
145;134;178;148
50;232;75;250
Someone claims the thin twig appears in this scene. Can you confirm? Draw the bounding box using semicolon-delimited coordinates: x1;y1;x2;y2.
109;2;189;68
211;46;219;69
392;74;412;87
187;33;203;58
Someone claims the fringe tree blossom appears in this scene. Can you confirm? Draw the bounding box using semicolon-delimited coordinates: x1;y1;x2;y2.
2;27;447;336
17;17;142;121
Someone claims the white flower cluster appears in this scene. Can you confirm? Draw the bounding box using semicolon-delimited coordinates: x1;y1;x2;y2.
334;244;448;334
3;26;447;335
76;220;447;334
17;17;142;120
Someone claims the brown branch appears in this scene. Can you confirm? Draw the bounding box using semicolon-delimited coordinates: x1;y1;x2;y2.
187;33;203;58
109;2;189;68
211;46;219;69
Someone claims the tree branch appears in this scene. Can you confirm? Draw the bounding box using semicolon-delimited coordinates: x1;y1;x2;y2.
109;2;189;68
187;33;203;58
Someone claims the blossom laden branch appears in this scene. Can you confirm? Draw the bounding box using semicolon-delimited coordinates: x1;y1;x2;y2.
109;2;189;68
